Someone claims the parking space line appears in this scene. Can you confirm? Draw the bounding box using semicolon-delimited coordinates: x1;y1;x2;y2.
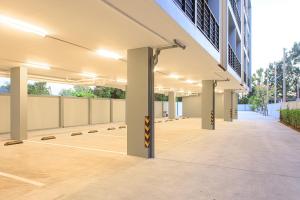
25;140;126;155
0;171;45;187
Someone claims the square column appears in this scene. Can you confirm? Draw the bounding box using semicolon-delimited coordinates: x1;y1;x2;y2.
233;92;238;119
201;80;215;130
10;67;28;140
126;47;154;158
168;91;176;119
224;89;233;122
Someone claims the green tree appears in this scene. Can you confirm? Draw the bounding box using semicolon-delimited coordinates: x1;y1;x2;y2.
28;82;51;95
154;93;168;101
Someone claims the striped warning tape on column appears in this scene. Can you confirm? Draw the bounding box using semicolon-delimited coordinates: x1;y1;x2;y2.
144;116;151;148
210;110;215;126
230;108;233;119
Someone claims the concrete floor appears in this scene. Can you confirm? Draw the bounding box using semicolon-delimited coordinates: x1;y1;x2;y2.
0;111;300;200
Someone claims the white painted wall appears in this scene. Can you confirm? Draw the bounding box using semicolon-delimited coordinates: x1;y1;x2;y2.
28;96;60;130
0;95;10;133
111;99;125;122
155;101;163;118
0;95;127;134
215;93;224;118
182;94;224;118
63;97;89;127
183;95;201;117
91;98;110;124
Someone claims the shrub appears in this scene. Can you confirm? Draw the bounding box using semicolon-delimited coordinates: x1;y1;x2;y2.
280;109;300;129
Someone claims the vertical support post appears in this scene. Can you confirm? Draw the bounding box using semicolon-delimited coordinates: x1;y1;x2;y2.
59;96;64;128
126;47;154;158
224;89;233;122
274;62;277;103
88;98;92;125
232;92;238;120
283;48;287;102
10;67;27;140
110;99;113;123
201;80;215;130
220;0;228;69
168;91;176;119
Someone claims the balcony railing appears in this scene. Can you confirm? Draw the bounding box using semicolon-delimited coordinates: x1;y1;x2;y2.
228;44;241;77
173;0;219;51
229;0;241;30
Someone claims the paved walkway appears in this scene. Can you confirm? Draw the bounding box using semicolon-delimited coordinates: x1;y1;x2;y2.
1;112;299;200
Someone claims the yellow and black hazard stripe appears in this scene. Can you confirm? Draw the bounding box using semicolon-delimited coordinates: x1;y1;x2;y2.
144;116;151;148
210;110;215;126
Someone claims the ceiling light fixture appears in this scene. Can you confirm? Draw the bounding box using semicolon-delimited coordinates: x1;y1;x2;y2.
116;79;127;84
80;72;97;78
185;79;196;84
0;15;48;37
96;49;122;60
168;73;181;79
23;61;51;70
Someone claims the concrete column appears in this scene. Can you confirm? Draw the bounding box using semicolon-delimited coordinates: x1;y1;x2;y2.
59;96;64;128
126;47;154;158
10;67;27;140
224;89;233;122
201;80;215;130
168;91;176;119
220;0;228;70
233;92;238;119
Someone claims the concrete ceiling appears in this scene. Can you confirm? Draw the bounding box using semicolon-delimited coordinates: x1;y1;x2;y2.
0;0;243;94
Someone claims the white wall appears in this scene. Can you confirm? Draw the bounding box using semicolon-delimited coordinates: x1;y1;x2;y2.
215;93;224;118
28;96;60;130
155;101;163;118
267;103;281;119
281;101;300;110
91;98;110;124
63;97;89;127
111;99;125;122
183;95;201;117
0;95;10;133
238;104;251;111
182;94;224;118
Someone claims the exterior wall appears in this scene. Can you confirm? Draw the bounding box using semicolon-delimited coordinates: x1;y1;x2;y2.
111;99;126;122
238;104;251;111
63;97;89;127
155;101;163;118
28;96;60;130
281;101;300;110
90;98;110;124
215;93;224;118
0;95;126;134
182;94;224;118
0;95;10;133
183;95;202;117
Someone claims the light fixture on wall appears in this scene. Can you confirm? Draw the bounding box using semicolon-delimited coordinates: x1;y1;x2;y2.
0;15;48;37
23;61;51;70
96;49;122;60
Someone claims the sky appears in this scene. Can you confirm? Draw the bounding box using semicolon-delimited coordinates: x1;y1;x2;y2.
252;0;300;72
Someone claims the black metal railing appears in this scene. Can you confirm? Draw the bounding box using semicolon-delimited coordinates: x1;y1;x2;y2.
229;0;241;30
173;0;195;22
196;0;219;50
172;0;219;51
228;44;241;76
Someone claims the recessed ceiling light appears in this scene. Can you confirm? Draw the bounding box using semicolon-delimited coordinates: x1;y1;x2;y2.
116;79;127;84
80;72;97;78
0;15;48;37
96;49;122;60
168;73;181;79
185;79;196;84
23;61;51;70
